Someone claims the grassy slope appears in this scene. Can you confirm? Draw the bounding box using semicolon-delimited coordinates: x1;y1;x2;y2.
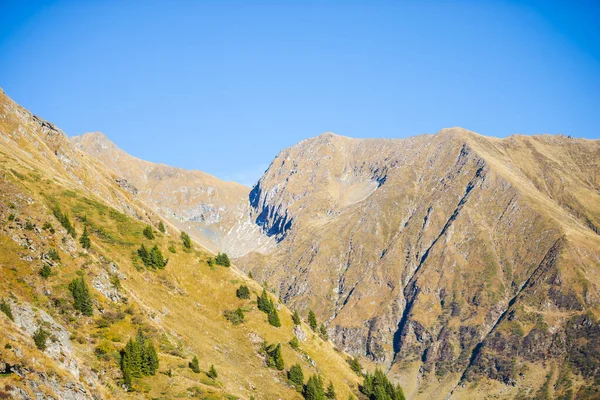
0;91;360;399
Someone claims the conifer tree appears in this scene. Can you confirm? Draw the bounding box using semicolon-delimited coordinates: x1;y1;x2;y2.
289;336;300;350
68;277;93;316
33;327;49;351
288;363;304;389
79;226;91;249
292;309;301;325
308;310;318;331
143;225;155;240
304;374;326;400
319;323;329;340
273;343;284;370
146;343;159;375
189;355;200;373
158;221;166;233
207;364;218;379
326;381;336;399
257;288;273;314
268;308;281;328
181;231;192;249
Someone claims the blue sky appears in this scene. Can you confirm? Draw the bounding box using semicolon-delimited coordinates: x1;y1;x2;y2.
1;1;599;187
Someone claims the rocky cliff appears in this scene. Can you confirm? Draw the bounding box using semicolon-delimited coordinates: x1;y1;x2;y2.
238;129;600;398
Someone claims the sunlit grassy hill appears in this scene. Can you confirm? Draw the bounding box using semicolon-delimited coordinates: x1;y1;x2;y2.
0;89;361;399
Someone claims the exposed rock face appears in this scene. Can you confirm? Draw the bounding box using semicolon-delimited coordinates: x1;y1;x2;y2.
237;130;600;397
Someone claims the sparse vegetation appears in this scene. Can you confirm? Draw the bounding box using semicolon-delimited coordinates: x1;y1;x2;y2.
42;221;55;233
290;336;300;349
347;357;362;375
45;248;61;262
52;205;76;237
319;323;329;340
158;221;166;233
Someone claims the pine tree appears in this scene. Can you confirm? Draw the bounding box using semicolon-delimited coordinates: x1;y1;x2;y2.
146;343;159;375
207;364;218;379
268;308;281;327
308;310;318;331
79;226;91;249
273;344;284;370
68;277;93;316
0;299;14;321
248;271;253;279
288;363;304;389
319;323;329;340
189;356;200;373
292;309;301;325
304;374;326;400
40;264;51;278
143;225;155;240
158;221;166;233
181;231;192;249
236;285;250;299
326;381;336;399
347;357;363;375
360;368;405;400
257;288;273;314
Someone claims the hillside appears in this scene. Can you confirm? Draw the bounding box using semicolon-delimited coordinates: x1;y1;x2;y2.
0;88;362;399
237;130;600;398
71;132;274;257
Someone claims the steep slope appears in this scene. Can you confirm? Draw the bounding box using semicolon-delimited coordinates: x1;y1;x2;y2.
71;132;274;256
0;88;361;399
238;130;600;398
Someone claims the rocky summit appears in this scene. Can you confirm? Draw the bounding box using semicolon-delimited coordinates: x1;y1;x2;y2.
1;86;600;399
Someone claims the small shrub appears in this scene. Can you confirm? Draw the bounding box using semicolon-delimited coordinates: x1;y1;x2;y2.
25;221;34;230
33;327;49;351
42;222;55;233
8;214;15;221
319;323;329;340
308;310;318;331
215;252;230;267
224;308;245;325
347;357;363;375
261;342;284;370
289;336;299;350
158;221;166;233
168;245;176;254
46;248;61;262
268;309;281;328
236;285;250;299
292;310;301;325
68;277;93;316
0;299;14;321
52;205;76;238
40;264;52;279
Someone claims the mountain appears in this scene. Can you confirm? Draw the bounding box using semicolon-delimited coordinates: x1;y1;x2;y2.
0;88;362;399
238;130;600;398
71;132;274;257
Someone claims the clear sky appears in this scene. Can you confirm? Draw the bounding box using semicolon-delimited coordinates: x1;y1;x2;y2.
1;1;599;186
